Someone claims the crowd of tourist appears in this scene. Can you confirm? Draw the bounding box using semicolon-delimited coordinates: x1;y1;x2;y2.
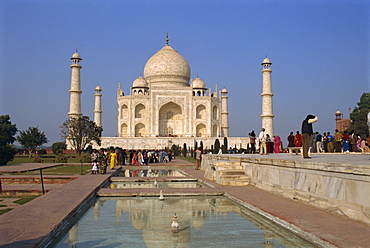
247;129;370;154
90;148;174;174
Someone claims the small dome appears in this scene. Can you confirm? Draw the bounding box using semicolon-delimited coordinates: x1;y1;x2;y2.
144;44;190;87
191;78;206;88
71;52;81;59
221;88;228;93
95;85;102;91
132;76;148;88
336;110;341;114
262;57;271;64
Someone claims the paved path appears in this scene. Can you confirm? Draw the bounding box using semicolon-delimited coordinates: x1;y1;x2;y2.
0;155;369;247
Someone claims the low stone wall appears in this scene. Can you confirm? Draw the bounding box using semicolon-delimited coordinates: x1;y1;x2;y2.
202;154;370;224
99;136;250;150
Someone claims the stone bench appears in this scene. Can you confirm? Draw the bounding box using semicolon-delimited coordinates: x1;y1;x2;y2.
288;147;302;155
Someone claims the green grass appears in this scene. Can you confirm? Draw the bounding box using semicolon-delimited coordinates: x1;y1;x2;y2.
7;154;84;165
0;195;41;215
4;164;92;175
13;195;40;205
0;209;12;215
7;155;34;164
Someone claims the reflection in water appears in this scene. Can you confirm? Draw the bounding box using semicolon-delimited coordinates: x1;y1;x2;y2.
118;169;186;177
55;197;315;248
109;181;206;189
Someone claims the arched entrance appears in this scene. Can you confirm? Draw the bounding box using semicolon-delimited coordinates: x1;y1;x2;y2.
159;102;183;136
196;123;206;137
135;123;145;137
121;123;128;137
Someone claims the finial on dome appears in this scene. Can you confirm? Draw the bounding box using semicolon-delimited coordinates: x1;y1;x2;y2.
166;33;169;45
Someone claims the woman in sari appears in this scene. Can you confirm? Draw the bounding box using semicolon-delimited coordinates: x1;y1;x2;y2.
131;151;139;165
109;151;118;169
274;134;281;153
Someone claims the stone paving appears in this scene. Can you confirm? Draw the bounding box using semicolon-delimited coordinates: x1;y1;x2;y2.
0;154;369;248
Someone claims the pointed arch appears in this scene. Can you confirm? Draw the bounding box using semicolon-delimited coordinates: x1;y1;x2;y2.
135;104;145;118
213;105;219;120
196;123;206;137
159;102;183;136
121;104;128;119
135;123;145;137
121;123;128;137
212;124;218;137
196;105;206;119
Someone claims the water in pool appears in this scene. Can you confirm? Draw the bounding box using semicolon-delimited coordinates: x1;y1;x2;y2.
54;197;316;247
108;180;208;189
118;168;186;177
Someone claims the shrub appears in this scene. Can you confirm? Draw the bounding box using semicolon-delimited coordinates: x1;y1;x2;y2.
0;145;17;165
182;143;187;157
33;155;42;163
56;153;68;163
213;139;220;154
38;149;47;155
52;142;66;154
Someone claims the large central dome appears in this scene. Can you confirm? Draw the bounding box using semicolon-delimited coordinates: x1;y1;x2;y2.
144;44;191;87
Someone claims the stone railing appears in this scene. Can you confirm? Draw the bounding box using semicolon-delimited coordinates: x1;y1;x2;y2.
202;154;370;224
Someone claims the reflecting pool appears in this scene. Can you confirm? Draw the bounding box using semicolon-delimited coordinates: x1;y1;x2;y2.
108;180;209;189
53;197;315;247
117;168;186;177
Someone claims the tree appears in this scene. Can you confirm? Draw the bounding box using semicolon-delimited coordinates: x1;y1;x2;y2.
213;139;220;154
182;143;187;157
0;115;18;165
346;93;370;138
17;126;49;158
222;137;228;154
60;116;102;155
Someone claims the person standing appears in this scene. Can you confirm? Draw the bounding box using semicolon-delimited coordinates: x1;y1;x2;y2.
349;130;356;152
109;150;118;169
259;128;267;155
195;148;202;170
294;131;302;148
315;132;323;153
327;132;334;153
334;129;343;152
301;114;318;158
342;131;350;152
322;132;328;152
249;131;256;153
274;134;281;153
287;132;295;148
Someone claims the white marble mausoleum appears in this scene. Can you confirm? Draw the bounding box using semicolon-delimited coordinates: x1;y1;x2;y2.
68;36;276;150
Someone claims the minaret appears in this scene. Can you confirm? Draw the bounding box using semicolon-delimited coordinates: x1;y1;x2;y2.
220;88;229;137
261;57;274;136
68;51;82;119
94;85;102;127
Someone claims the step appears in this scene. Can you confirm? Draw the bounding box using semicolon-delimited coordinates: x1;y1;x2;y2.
220;175;249;181
216;165;243;171
219;170;246;176
219;180;250;186
215;161;240;166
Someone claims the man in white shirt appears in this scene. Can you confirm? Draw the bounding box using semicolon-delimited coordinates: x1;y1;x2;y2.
259;128;267;155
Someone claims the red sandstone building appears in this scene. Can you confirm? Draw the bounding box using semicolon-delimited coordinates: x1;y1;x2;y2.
335;110;351;132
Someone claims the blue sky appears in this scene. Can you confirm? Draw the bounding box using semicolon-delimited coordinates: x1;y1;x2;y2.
1;0;368;146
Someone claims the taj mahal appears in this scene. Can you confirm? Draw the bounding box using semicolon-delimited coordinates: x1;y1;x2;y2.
68;35;274;150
